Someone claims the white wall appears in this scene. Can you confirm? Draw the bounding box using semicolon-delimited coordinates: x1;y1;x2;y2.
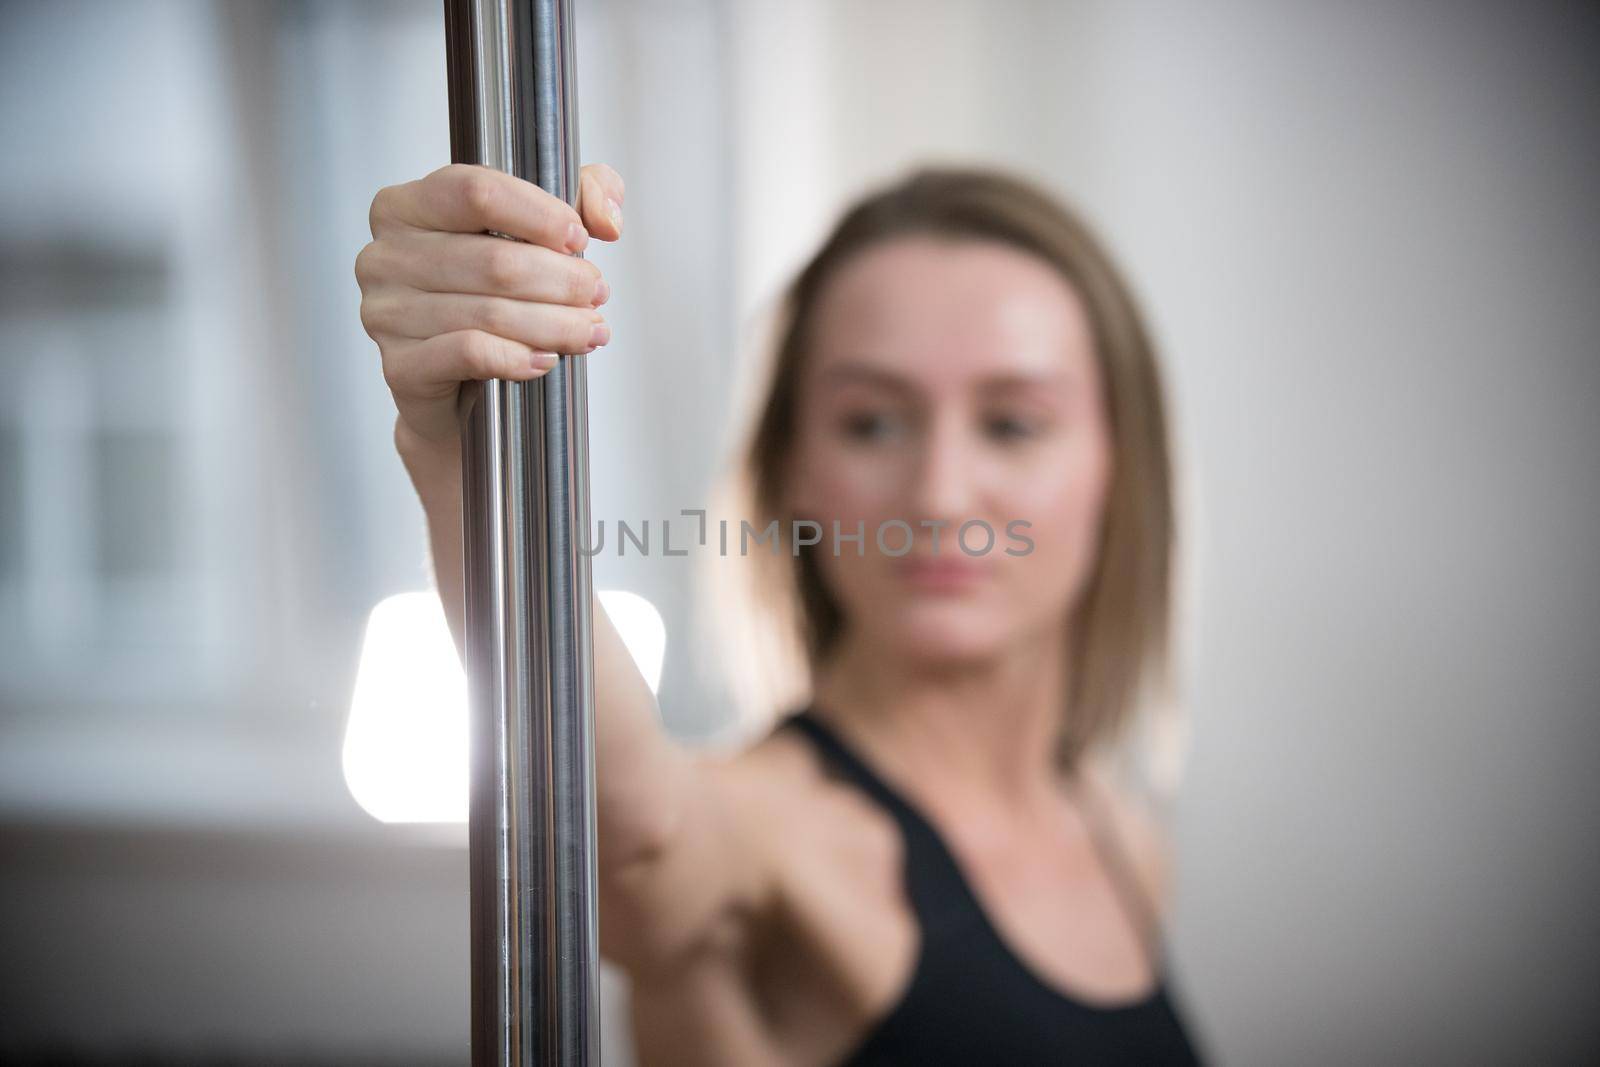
2;1;1596;1064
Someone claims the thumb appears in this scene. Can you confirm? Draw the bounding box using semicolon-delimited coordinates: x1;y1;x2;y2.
578;162;625;242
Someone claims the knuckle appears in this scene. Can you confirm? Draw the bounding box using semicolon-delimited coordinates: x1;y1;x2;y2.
566;261;598;304
358;293;386;337
353;241;380;287
368;186;394;237
570;312;599;351
379;351;405;393
459;168;499;221
473;299;513;338
434;163;476;201
482;242;523;291
551;198;583;240
457;330;498;374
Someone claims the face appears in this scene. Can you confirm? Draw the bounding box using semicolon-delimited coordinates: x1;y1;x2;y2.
785;236;1115;665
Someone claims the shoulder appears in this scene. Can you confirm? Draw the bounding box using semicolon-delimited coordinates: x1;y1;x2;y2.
670;720;907;995
721;719;907;896
719;720;897;847
694;717;827;818
602;721;829;978
693;717;895;860
1078;762;1175;917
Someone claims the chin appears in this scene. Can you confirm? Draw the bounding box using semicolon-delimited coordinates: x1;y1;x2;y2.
873;599;1019;664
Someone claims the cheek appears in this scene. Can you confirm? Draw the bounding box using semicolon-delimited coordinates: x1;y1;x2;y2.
998;434;1114;608
791;444;914;608
792;439;905;524
1021;443;1110;536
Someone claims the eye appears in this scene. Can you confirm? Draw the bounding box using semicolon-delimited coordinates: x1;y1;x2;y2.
984;412;1042;443
839;409;905;443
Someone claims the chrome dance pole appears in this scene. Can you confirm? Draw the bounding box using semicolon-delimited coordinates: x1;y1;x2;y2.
442;1;599;1064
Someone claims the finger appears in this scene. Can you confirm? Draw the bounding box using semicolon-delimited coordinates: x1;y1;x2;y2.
578;162;625;241
365;290;610;355
386;330;559;400
373;163;588;253
366;230;608;306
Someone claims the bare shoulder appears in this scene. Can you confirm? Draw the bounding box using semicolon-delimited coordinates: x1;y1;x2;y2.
702;718;906;914
688;719;826;823
645;718;904;980
698;719;889;848
718;717;823;781
1079;762;1176;916
598;721;826;980
624;724;913;1064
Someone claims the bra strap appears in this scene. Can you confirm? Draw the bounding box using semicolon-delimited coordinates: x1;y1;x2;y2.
783;708;1173;982
782;709;919;823
780;708;981;930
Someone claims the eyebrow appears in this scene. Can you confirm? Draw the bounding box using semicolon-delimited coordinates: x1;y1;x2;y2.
816;361;916;395
817;360;1071;395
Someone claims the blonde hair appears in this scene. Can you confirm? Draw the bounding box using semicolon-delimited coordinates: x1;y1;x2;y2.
698;165;1183;779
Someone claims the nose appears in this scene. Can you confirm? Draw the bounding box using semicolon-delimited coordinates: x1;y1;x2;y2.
907;411;978;529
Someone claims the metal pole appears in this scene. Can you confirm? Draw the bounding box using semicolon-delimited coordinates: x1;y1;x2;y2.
443;2;599;1064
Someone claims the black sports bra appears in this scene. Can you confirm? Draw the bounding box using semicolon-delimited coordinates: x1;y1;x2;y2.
781;707;1204;1066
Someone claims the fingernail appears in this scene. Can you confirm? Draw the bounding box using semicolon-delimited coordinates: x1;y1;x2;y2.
566;222;588;252
589;322;611;349
606;198;623;231
533;351;559;371
593;277;610;306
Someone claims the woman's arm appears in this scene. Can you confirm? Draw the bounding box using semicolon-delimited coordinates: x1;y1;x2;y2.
370;164;775;975
398;407;770;973
393;413;685;857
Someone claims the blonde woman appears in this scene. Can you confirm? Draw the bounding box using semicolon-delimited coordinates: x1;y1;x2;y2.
356;160;1204;1065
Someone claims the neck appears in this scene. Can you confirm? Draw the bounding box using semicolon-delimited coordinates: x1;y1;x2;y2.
808;620;1072;818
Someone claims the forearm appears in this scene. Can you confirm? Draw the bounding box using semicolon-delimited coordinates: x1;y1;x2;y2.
393;415;691;871
396;418;469;664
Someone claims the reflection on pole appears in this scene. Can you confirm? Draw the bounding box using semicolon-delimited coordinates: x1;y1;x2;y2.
442;1;599;1064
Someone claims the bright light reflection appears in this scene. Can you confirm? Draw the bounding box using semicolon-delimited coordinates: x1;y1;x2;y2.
342;588;665;824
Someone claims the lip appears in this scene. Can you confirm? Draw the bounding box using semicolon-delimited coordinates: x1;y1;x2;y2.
896;556;991;592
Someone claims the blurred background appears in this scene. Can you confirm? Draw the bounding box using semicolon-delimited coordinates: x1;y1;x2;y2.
2;0;1597;1063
